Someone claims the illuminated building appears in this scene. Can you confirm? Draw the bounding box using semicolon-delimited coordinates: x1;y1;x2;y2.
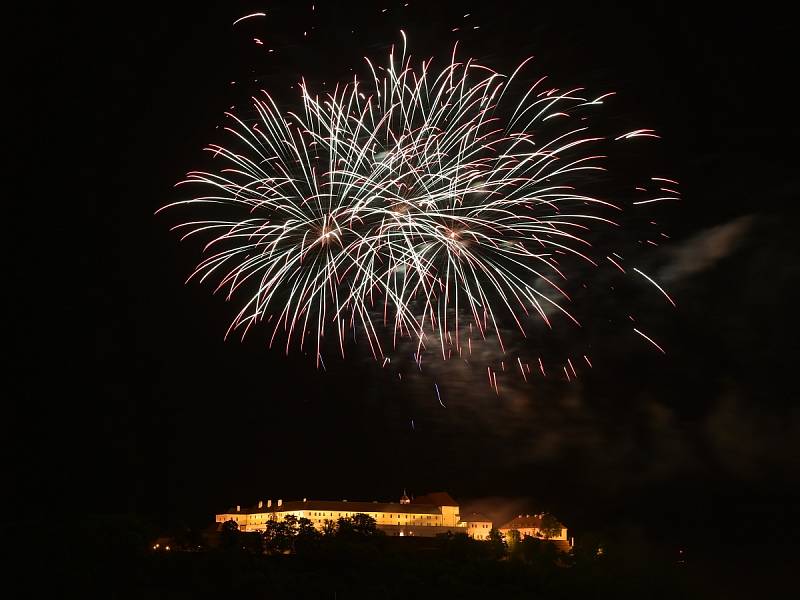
459;512;493;540
216;491;494;539
498;514;569;541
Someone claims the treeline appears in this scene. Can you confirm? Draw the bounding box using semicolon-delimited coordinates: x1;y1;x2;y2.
219;513;385;555
217;513;526;560
33;513;700;599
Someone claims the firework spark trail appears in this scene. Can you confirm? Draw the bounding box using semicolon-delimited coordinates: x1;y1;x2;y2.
160;36;675;384
633;327;667;354
232;12;266;26
435;383;445;408
633;267;676;307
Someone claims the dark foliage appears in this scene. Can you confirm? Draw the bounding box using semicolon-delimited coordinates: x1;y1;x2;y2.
47;513;710;599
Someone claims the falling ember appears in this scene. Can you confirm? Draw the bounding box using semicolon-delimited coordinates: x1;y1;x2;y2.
607;255;626;273
567;358;577;377
633;268;676;307
633;328;666;354
435;383;446;408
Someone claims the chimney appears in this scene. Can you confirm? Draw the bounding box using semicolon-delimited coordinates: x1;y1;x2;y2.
236;505;241;512
277;499;283;507
267;499;272;508
258;500;263;509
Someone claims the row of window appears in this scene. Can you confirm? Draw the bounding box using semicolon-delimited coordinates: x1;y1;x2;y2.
222;513;485;526
302;511;437;519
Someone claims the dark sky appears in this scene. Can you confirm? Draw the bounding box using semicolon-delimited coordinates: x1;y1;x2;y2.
12;1;798;551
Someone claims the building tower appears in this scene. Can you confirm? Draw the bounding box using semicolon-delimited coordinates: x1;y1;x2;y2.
400;489;411;504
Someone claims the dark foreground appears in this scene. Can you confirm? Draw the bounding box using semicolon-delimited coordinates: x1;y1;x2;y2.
15;516;795;599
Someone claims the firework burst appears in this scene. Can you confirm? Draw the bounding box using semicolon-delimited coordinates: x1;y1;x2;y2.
159;33;677;376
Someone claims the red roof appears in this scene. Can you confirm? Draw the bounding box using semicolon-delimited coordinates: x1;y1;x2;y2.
461;512;492;524
220;492;462;516
411;491;459;507
224;500;442;515
499;515;564;530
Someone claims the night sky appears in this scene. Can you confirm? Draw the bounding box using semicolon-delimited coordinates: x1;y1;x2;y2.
12;1;798;555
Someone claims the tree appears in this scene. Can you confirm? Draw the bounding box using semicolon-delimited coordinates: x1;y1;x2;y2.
321;519;337;537
335;516;355;538
506;529;521;556
487;528;507;559
296;517;317;538
517;535;559;568
539;513;561;540
263;517;295;555
350;513;380;537
294;517;321;555
283;514;299;535
262;515;320;555
220;519;240;551
334;514;383;540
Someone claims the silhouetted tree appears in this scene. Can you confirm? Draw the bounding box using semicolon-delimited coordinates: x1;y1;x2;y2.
506;529;521;556
335;516;355;538
350;513;380;536
517;535;560;568
487;528;507;559
540;513;562;539
294;517;321;554
334;514;383;540
296;517;316;537
263;516;297;555
321;519;337;537
219;519;240;551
